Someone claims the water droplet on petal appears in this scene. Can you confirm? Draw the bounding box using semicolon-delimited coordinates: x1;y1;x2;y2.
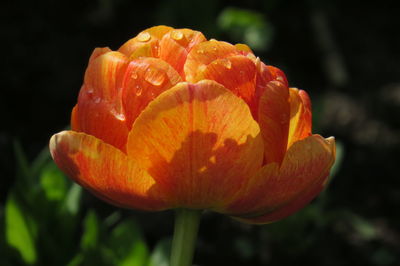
111;109;126;121
197;49;204;54
171;30;183;40
221;59;232;69
135;85;142;96
144;67;165;86
86;88;94;94
137;32;151;42
276;76;284;82
198;65;207;72
131;72;138;79
255;57;262;71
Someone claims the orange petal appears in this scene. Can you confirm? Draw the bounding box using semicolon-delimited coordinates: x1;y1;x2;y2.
84;51;129;101
287;88;312;148
121;57;182;127
255;62;288;99
235;43;253;54
73;85;129;151
265;65;288;86
184;40;239;82
226;135;335;223
258;81;290;164
236;176;326;224
159;29;206;77
71;105;80;131
49;131;169;211
126;80;264;209
118;26;173;58
197;55;257;109
88;47;112;63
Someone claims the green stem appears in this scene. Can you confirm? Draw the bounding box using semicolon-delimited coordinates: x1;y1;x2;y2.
170;209;202;266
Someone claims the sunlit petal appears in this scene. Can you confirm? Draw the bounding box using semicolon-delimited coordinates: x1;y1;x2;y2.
50;131;168;210
127;80;264;208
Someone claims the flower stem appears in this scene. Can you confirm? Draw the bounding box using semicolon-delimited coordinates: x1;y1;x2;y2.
170;209;202;266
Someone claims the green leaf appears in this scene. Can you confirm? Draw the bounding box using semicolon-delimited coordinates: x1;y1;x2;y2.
31;147;51;178
66;253;84;266
62;183;82;215
148;238;171;266
81;210;100;251
5;192;37;264
217;7;274;51
348;213;376;241
108;219;149;266
40;162;67;202
13;140;33;192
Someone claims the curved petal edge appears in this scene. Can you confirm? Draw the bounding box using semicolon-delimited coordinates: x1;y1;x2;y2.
50;131;169;211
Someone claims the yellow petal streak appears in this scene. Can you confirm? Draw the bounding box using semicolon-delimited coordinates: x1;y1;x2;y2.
126;80;264;208
50;131;168;210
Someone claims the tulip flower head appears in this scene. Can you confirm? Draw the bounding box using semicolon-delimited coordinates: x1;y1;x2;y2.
50;26;335;224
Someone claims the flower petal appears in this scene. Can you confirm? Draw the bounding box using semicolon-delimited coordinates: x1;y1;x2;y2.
159;28;206;76
287;88;312;148
226;135;335;223
184;40;239;82
118;26;173;58
235;43;253;54
196;55;257;110
72;86;129;151
254;62;289;112
88;47;112;63
236;176;326;224
121;57;182;127
49;131;169;211
126;80;264;208
76;52;130;150
84;51;129;101
258;80;290;164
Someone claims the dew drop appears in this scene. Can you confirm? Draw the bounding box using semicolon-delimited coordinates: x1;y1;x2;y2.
144;67;165;86
111;109;126;121
221;59;232;69
137;32;151;42
171;30;183;41
212;47;217;51
198;65;207;72
135;85;142;96
197;49;204;54
86;88;94;94
131;72;138;79
255;57;262;71
247;53;256;60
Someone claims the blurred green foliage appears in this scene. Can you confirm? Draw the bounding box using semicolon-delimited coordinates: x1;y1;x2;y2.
1;1;399;265
217;7;274;51
0;144;171;266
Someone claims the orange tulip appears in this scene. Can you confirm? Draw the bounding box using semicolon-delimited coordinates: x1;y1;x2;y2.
50;26;335;224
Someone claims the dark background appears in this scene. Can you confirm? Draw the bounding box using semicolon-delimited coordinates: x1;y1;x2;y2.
1;0;399;265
